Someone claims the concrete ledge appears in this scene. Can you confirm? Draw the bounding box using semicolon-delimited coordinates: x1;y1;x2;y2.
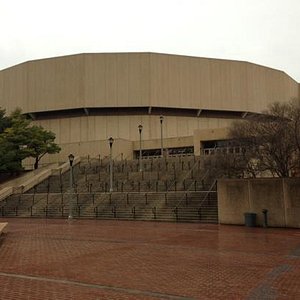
0;187;14;202
19;169;53;194
51;156;80;175
0;222;8;235
0;157;80;202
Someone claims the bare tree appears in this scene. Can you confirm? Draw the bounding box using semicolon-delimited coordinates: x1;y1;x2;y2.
212;100;300;178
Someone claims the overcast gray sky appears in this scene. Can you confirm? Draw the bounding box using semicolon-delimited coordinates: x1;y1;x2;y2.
1;0;300;81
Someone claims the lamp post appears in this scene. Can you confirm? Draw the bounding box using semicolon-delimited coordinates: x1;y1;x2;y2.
160;115;164;157
68;153;74;219
138;124;143;172
108;137;114;192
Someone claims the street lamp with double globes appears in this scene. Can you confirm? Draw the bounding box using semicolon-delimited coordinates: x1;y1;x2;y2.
68;153;75;219
108;137;114;192
138;124;143;172
160;115;164;157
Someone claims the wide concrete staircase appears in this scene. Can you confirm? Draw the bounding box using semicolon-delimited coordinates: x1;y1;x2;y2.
0;156;219;223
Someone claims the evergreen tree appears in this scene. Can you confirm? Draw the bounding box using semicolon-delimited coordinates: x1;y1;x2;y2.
0;108;61;172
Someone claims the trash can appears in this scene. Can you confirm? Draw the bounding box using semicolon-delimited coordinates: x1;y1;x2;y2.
244;212;257;227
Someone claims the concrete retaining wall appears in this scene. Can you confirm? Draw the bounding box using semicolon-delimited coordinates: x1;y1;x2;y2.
0;157;81;202
218;178;300;228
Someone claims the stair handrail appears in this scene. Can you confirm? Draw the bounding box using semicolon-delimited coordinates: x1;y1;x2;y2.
173;169;211;209
197;179;218;209
166;157;200;192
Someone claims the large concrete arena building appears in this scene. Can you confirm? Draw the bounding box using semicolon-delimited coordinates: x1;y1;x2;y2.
0;52;299;163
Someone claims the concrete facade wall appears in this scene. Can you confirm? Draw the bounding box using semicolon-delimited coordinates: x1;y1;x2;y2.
32;115;232;145
29;118;230;164
149;53;299;112
193;127;229;155
23;138;133;168
0;53;299;163
0;53;299;114
218;178;300;228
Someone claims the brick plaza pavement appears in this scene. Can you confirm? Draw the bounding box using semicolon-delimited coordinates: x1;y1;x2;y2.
0;218;299;300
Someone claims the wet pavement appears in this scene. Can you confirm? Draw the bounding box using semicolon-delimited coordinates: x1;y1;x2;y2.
0;218;299;299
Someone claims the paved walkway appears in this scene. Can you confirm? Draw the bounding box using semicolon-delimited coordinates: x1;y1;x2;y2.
0;219;299;300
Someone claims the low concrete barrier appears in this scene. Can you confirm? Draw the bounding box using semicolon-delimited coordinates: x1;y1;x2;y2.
0;222;8;235
19;169;53;194
218;178;300;228
51;156;80;175
0;187;13;202
0;157;81;202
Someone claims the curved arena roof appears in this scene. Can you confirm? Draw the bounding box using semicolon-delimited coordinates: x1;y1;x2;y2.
0;53;299;119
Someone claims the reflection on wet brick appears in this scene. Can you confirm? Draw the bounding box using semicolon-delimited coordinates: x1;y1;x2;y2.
0;218;299;299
